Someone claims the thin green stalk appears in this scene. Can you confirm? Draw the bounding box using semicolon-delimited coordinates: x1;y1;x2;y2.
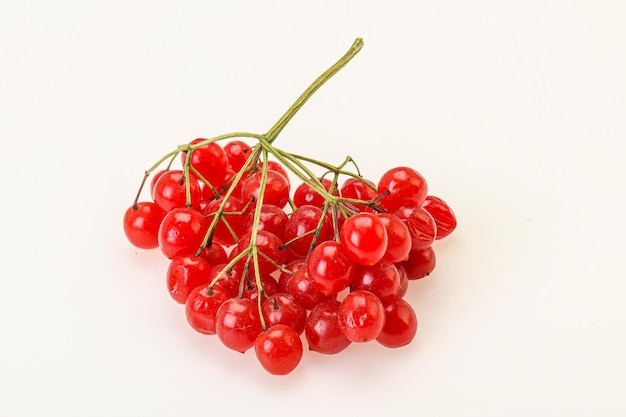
265;38;363;143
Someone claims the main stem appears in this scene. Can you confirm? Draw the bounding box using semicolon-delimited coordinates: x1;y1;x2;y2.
264;38;364;144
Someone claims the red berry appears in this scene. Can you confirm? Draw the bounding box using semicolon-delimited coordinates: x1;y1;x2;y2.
277;259;305;293
399;246;436;280
241;274;279;303
396;264;409;298
377;166;428;212
230;230;286;277
283;205;333;259
395;206;437;250
181;138;229;185
261;293;307;335
204;197;248;247
185;284;230;334
377;212;411;263
224;140;252;172
422;195;457;239
307;241;355;295
305;300;351;354
258;160;290;185
158;207;207;259
166;255;212;304
255;324;303;375
153;170;202;212
293;178;338;208
241;169;290;208
244;204;288;242
339;177;377;212
198;243;228;266
150;170;167;200
376;297;418;348
287;266;335;310
351;259;402;302
215;297;263;353
123;202;166;249
337;290;385;343
206;263;242;297
340;212;388;266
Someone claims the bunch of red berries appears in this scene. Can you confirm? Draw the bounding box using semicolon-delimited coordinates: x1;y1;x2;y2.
122;39;457;375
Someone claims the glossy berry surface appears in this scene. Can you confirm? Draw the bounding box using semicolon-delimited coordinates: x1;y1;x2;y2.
241;169;290;208
262;293;307;335
339;177;377;212
182;138;229;185
422;195;457;239
399;246;436;280
215;297;263;353
153;170;202;212
340;212;388;266
376;297;418;348
377;166;428;212
351;258;402;302
123;202;166;249
185;284;231;334
255;324;303;375
307;241;355;295
338;290;385;343
283;205;333;259
305;300;351;355
166;255;212;304
158;208;207;259
395;206;437;250
377;212;412;263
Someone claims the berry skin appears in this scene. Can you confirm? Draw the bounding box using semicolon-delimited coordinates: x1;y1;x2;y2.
203;196;248;247
376;297;418;348
223;140;252;172
287;266;335;310
399;246;436;280
153;170;202;212
377;212;412;263
340;212;388;266
421;195;457;239
123;202;166;249
262;293;307;335
339;177;377;212
244;204;288;242
198;243;228;266
305;300;351;354
215;297;263;353
158;207;207;259
396;264;409;299
166;255;212;304
181;138;229;185
293;178;338;208
377;166;428;212
394;206;437;250
351;259;402;303
241;274;279;303
258;161;291;186
307;241;356;295
283;205;334;259
337;290;385;343
185;284;230;334
241;169;290;209
255;324;303;375
230;230;286;277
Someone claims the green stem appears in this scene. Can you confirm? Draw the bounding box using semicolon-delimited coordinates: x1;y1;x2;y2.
265;38;363;144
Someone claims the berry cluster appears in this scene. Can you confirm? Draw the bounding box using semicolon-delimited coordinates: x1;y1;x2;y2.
122;39;457;375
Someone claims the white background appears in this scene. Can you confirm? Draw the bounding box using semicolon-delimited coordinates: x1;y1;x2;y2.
1;1;625;416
